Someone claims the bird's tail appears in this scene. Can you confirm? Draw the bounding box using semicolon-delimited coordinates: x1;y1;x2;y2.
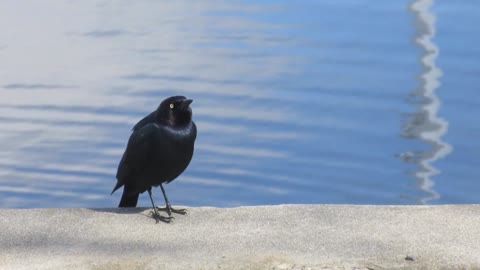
118;184;139;207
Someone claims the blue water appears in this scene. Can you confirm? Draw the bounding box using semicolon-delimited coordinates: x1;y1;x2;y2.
0;0;479;208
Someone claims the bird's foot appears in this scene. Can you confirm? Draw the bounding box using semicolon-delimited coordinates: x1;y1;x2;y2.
156;206;187;216
171;207;187;215
150;210;174;224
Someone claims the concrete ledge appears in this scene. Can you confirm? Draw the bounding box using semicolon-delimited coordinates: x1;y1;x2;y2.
0;205;479;269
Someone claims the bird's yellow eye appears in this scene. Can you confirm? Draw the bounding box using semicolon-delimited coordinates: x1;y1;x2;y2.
170;103;174;109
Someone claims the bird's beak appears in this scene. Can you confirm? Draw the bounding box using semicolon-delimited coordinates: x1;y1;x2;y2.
179;99;193;109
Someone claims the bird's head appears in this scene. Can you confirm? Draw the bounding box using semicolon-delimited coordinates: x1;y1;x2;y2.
155;95;194;127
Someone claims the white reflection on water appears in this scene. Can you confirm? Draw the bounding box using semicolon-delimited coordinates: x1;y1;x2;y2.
402;0;452;203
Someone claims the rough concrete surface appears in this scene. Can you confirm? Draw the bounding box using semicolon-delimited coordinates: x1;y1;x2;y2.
0;205;479;270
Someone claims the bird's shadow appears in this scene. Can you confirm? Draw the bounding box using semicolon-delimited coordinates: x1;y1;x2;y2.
88;207;173;224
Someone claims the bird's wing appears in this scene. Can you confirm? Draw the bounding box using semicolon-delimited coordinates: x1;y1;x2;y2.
133;111;156;131
113;123;160;192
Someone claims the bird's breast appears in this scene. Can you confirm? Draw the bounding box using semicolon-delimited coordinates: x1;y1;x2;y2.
149;123;196;182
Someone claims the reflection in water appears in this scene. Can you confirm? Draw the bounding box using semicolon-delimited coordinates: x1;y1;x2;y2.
402;0;452;203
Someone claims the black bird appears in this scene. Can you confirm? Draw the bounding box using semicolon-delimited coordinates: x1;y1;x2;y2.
111;96;197;222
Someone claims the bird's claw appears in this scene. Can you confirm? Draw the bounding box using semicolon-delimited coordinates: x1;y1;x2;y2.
156;206;188;216
171;208;187;215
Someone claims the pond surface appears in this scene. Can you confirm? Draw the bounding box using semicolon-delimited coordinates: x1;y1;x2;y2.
0;0;479;208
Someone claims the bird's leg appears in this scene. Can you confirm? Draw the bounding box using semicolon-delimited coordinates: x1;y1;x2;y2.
156;183;187;216
147;188;173;223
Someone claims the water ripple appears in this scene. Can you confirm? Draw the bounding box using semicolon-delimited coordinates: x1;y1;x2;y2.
0;0;477;208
